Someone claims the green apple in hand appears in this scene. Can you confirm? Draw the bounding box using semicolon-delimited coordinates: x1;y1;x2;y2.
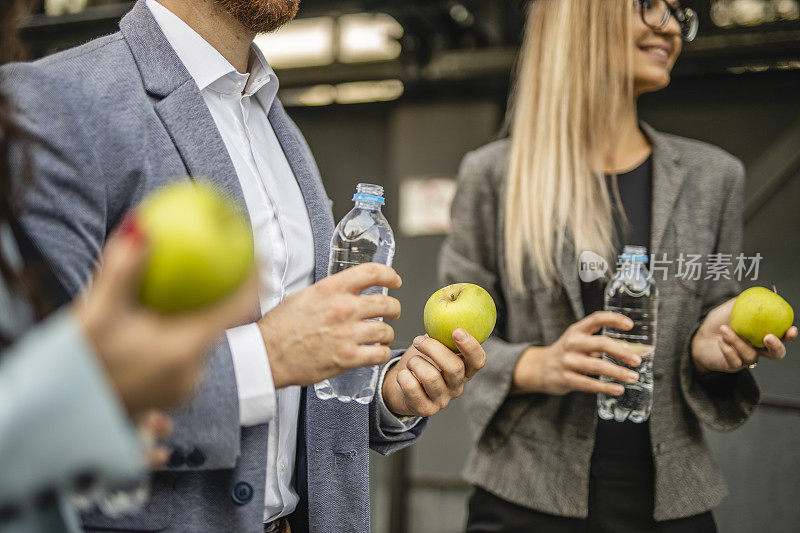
136;181;254;314
424;283;497;352
730;286;795;348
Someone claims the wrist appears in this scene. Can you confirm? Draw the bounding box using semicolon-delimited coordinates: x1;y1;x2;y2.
72;304;140;415
381;363;411;416
690;332;712;376
257;317;289;389
511;346;544;395
73;300;103;352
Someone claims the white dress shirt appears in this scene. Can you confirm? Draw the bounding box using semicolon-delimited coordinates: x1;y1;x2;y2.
146;1;417;523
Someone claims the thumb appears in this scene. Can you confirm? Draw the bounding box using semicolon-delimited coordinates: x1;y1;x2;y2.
192;272;260;332
94;214;150;308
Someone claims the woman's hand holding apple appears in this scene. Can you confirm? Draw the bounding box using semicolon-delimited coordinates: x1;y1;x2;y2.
691;297;797;374
511;311;643;396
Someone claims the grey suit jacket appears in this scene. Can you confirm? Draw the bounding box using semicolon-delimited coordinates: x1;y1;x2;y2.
3;2;425;531
439;124;760;521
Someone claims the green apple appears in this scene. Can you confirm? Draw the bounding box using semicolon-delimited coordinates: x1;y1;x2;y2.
730;286;794;348
423;283;497;352
136;181;254;314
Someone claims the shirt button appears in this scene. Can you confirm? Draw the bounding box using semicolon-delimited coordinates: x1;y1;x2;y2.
279;461;285;472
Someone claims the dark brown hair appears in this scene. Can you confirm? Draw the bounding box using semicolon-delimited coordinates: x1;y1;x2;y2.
0;0;40;346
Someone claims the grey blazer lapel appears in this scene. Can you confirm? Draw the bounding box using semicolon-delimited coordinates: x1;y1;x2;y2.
119;1;248;216
557;236;585;320
553;122;686;321
643;123;688;257
268;99;335;282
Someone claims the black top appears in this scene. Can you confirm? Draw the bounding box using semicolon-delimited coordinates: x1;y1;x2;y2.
580;156;653;462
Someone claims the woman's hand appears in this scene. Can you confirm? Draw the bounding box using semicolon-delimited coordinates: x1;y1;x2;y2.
512;312;643;396
691;298;798;374
74;217;258;416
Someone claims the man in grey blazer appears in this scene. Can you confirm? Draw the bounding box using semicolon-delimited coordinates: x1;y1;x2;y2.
3;1;488;531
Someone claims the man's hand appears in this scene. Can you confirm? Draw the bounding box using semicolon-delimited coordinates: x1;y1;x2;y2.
692;297;798;374
258;263;403;388
382;330;487;417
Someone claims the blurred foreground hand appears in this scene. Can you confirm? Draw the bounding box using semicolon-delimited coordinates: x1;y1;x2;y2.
74;218;258;415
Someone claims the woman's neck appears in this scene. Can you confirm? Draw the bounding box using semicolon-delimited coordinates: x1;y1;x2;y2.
602;101;652;174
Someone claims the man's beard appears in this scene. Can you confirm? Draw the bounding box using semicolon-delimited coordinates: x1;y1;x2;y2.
215;0;300;34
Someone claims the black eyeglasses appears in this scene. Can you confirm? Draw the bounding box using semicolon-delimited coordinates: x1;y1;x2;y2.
637;0;699;42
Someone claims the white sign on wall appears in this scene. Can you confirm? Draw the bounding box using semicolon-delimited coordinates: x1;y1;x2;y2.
399;176;458;237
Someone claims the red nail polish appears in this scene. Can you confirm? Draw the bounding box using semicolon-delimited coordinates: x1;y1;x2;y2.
119;213;145;244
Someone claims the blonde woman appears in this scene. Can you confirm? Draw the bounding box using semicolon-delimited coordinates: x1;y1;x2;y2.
441;0;798;531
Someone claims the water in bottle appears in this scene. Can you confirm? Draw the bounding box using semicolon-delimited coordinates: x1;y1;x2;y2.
314;183;396;404
597;245;658;423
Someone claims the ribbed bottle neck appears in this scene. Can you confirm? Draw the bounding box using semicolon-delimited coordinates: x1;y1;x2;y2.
353;182;385;211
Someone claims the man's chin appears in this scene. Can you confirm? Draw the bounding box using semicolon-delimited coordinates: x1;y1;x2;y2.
216;0;300;34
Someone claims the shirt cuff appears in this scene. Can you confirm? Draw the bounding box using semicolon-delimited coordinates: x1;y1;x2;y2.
376;357;422;432
226;323;276;427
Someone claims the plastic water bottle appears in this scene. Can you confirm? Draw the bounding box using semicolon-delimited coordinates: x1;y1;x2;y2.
314;183;396;404
597;245;658;423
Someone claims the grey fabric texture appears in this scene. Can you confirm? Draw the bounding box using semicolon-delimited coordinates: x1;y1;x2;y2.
439;123;759;521
2;1;425;531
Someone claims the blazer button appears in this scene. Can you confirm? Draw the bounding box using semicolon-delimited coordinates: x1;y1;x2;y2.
167;447;186;468
232;482;254;505
186;447;206;467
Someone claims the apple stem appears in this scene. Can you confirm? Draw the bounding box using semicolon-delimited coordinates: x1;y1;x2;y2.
772;285;777;294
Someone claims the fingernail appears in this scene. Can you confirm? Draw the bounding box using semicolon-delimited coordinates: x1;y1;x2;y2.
625;319;634;329
119;213;145;244
626;371;639;383
632;355;642;366
614;385;625;396
766;335;778;347
453;329;467;342
413;336;424;347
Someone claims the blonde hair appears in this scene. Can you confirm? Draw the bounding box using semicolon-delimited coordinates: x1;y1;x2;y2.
505;0;634;291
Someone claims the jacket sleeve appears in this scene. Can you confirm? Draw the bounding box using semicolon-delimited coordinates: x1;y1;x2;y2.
438;149;532;442
369;352;428;455
0;310;144;506
7;63;242;470
679;157;760;432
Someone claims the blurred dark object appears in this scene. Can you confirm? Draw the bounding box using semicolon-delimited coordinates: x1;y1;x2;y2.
1;0;30;61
